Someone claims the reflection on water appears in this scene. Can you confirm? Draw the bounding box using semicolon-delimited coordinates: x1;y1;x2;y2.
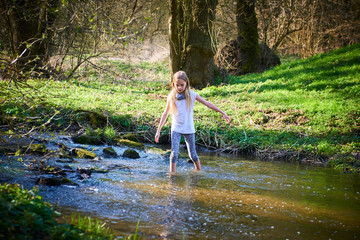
4;135;360;239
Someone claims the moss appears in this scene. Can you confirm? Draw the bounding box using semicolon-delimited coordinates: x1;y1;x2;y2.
72;134;103;145
103;147;117;157
72;148;97;159
116;139;144;150
88;112;107;129
121;133;139;142
89;167;109;173
27;143;48;155
122;148;140;159
145;146;170;157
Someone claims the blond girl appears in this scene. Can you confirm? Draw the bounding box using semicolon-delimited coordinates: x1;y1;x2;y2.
155;71;230;172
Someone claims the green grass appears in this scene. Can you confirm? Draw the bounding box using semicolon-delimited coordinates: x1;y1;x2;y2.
1;43;359;170
0;183;114;240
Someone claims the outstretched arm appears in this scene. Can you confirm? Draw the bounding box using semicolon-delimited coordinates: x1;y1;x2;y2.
196;94;230;123
155;100;170;143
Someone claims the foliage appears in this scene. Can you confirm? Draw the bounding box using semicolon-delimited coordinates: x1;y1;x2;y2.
1;43;359;169
70;214;114;240
0;183;114;240
126;218;142;240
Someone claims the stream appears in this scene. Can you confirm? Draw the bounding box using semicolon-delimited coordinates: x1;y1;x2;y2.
2;133;360;239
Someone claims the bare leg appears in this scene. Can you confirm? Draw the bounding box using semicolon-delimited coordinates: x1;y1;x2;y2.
193;159;201;171
170;162;176;172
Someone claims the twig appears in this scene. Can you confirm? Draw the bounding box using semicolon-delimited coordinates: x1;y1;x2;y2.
21;110;60;137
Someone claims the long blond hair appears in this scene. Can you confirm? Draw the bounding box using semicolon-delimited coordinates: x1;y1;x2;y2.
169;71;192;114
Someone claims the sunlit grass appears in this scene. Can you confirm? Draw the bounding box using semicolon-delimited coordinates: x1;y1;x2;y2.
1;43;359;169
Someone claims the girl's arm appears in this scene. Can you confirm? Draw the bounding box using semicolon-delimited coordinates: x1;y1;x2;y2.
196;94;231;123
155;100;170;143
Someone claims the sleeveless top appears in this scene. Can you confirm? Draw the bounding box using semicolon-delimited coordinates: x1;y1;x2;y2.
170;90;197;134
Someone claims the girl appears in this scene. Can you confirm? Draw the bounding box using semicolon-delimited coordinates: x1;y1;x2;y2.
155;71;230;172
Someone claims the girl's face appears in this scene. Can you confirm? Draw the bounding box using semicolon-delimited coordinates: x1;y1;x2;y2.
174;78;187;93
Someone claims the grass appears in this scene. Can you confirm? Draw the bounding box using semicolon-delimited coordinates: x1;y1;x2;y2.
0;183;114;240
1;43;360;170
0;183;145;239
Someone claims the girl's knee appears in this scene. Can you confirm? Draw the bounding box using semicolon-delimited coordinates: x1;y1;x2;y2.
170;151;179;163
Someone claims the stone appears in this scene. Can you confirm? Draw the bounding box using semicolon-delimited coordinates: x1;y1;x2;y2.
122;148;140;159
88;111;107;129
76;167;93;175
72;148;97;159
72;134;103;145
89;167;109;173
117;139;144;150
103;147;118;157
36;177;78;186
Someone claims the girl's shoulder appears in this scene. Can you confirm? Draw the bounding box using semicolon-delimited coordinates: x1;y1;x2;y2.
189;89;197;102
189;89;197;96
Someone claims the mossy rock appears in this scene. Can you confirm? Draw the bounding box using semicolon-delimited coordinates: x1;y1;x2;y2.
122;148;140;159
59;148;74;159
103;147;117;157
89;167;109;173
145;146;170;156
121;133;139;142
75;110;107;129
72;134;103;145
117;139;144;149
36;177;78;186
88;111;107;129
72;148;97;159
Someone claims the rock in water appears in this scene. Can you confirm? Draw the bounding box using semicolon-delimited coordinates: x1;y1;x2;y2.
72;148;97;159
122;148;140;159
103;147;118;157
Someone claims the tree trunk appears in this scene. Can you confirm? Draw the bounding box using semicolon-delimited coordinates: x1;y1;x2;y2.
0;0;60;73
235;0;260;73
169;0;218;89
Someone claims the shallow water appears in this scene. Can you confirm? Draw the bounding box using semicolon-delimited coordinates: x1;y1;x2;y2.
3;134;360;239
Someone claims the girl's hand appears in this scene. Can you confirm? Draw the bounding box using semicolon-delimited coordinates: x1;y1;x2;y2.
223;113;231;123
155;132;160;143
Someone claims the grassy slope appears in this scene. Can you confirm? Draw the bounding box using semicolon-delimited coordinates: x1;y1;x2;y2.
2;44;360;169
198;44;360;153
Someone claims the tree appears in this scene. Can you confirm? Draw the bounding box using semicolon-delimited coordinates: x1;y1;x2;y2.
0;0;60;76
234;0;260;73
215;0;261;76
256;0;360;57
169;0;218;88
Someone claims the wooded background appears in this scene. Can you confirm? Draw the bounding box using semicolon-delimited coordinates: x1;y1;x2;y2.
1;0;359;87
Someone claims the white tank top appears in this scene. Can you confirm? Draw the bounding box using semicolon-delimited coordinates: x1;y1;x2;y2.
171;90;197;134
